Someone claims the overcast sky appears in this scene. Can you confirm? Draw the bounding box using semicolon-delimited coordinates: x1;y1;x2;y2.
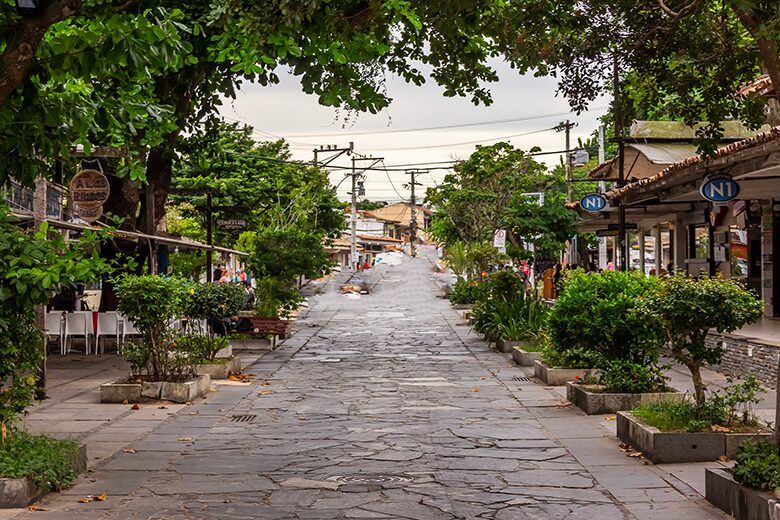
219;59;609;202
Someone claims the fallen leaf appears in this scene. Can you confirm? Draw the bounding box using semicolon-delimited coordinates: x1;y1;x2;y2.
122;449;137;454
78;497;91;503
158;405;168;409
260;382;270;387
258;391;273;396
298;417;306;421
94;491;107;502
719;455;729;462
628;452;643;458
471;388;480;392
605;416;616;421
227;374;243;381
130;404;140;410
177;437;193;441
27;505;48;511
121;399;129;405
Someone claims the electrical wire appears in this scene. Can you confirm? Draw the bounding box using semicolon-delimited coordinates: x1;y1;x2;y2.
278;107;609;137
380;159;409;201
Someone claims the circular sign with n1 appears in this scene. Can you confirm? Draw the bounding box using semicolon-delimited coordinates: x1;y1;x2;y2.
580;193;607;213
700;176;739;203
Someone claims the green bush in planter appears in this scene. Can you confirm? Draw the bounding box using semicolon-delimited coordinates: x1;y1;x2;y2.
184;282;244;360
448;278;487;305
115;275;189;381
548;270;663;369
644;275;763;404
733;439;780;491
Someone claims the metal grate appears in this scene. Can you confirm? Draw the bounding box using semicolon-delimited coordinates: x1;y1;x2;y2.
512;376;533;382
230;414;257;423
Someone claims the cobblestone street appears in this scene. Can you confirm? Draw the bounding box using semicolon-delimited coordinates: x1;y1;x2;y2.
8;253;730;519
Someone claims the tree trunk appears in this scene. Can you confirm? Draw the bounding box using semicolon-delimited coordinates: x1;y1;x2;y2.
733;7;780;126
686;361;706;405
0;0;81;108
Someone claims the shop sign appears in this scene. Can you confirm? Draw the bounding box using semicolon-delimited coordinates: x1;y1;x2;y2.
76;205;103;222
216;218;248;231
607;223;637;231
580;193;607;212
700;176;739;203
596;229;619;237
69;169;110;208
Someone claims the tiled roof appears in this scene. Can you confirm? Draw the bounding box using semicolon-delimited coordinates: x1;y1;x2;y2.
613;126;780;199
738;75;773;97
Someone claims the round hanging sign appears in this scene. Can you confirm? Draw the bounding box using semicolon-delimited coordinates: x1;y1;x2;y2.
76;204;103;223
580;192;607;212
69;169;110;208
700;176;739;203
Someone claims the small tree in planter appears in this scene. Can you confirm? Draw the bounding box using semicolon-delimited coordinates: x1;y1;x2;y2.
645;275;763;405
183;282;244;361
547;270;665;385
115;275;191;381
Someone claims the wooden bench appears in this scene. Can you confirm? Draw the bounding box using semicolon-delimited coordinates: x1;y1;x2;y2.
232;317;289;348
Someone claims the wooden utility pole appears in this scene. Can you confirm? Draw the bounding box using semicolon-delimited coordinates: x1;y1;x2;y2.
350;155;383;268
406;170;424;258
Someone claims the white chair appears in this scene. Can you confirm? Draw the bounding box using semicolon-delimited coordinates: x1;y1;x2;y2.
45;312;64;355
63;312;89;354
95;312;119;354
118;314;140;344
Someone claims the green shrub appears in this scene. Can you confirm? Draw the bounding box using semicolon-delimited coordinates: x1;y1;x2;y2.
548;270;663;369
541;343;601;369
448;278;486;305
185;283;245;323
115;275;190;381
176;334;230;364
733;439;780;490
485;270;525;301
632;398;727;432
600;360;668;394
0;430;80;491
472;292;549;346
645;275;764;404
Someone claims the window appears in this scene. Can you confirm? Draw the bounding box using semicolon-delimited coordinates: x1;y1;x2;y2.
690;225;709;259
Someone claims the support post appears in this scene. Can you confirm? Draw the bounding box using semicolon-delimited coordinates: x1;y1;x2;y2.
350;159;358;271
206;192;213;282
33;175;47;399
409;170;418;257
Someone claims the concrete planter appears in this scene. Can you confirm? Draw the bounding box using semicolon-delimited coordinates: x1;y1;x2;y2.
616;411;773;464
101;375;210;403
495;339;521;354
512;346;542;367
196;356;241;379
705;467;776;520
566;383;683;415
213;344;233;358
0;444;87;508
452;303;475;310
533;360;600;386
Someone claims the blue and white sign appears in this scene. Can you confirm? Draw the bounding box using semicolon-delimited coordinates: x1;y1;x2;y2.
580;193;607;213
700;176;739;203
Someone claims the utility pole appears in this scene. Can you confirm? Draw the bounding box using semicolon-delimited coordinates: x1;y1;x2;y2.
313;142;354;167
405;170;424;257
206;192;213;282
350;155;383;270
555;120;576;203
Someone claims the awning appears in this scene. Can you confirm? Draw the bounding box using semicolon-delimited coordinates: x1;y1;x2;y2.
44;219;248;256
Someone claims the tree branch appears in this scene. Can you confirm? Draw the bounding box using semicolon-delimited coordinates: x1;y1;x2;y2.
0;0;82;109
658;0;702;18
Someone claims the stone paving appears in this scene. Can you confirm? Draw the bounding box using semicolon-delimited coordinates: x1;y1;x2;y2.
5;250;732;519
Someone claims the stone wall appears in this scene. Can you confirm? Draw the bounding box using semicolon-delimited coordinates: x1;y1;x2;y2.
708;333;780;389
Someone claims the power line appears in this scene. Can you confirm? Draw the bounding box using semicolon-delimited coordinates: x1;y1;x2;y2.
380;160;408;201
360;128;555;152
278;107;609;137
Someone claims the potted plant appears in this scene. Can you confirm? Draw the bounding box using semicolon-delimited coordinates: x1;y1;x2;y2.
101;275;210;403
617;275;768;462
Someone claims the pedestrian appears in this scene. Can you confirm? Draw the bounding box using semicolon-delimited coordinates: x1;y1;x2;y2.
243;283;256;309
213;265;224;283
552;263;562;298
363;260;370;270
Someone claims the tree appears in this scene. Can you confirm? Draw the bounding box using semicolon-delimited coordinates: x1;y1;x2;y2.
507;1;777;149
645;275;763;404
172;119;344;247
0;206;108;424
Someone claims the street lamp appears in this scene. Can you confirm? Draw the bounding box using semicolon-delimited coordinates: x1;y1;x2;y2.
15;0;41;16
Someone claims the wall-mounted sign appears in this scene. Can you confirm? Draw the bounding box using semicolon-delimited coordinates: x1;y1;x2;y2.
700;176;739;203
69;169;110;223
596;229;619;237
216;218;248;231
580;193;607;212
69;169;110;208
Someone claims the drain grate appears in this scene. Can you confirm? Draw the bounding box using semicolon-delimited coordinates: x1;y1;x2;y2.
326;475;414;486
512;376;533;382
230;414;257;423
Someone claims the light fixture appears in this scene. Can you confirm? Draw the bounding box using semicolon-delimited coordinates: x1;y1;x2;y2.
15;0;41;15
